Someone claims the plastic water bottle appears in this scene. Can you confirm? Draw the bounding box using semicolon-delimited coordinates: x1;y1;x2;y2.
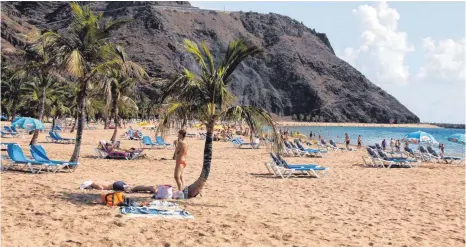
178;191;184;199
183;187;188;199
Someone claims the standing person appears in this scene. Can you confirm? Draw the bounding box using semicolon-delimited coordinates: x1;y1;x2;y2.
310;131;313;140
345;133;350;149
173;129;188;192
382;139;387;150
439;143;445;157
395;140;400;152
390;138;395;152
357;135;362;149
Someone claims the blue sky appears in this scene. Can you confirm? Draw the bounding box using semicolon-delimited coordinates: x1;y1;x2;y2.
192;1;465;124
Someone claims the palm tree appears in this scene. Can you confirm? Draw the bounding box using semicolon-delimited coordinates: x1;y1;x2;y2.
38;2;130;162
1;64;25;121
159;39;279;198
101;47;148;142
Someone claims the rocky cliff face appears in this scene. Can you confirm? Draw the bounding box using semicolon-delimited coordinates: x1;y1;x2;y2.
1;1;420;123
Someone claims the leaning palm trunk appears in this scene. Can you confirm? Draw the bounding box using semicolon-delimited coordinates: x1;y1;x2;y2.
187;123;214;198
70;83;87;162
110;93;119;142
30;87;46;145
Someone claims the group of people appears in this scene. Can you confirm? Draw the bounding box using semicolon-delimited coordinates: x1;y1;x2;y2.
85;129;191;196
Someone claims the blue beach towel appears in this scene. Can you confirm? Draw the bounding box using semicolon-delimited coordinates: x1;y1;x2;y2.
120;207;194;219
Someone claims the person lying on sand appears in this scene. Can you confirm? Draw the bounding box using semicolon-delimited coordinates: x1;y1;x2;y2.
104;143;138;153
80;180;157;194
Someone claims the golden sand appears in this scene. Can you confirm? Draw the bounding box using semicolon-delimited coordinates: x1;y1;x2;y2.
1;128;464;246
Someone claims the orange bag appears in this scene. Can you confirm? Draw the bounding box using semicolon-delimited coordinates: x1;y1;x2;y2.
101;192;125;207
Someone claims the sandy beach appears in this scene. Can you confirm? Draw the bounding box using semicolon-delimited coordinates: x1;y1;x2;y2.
1;127;464;247
279;121;440;128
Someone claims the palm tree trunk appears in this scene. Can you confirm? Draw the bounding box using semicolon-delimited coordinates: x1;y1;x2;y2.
110;93;119;142
70;111;78;133
30;87;46;145
70;82;87;162
187;120;214;198
51;117;56;131
103;116;109;129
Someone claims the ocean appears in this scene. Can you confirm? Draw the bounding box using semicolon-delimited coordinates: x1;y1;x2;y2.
283;126;466;157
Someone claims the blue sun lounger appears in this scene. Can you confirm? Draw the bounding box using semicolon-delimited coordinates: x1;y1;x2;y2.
30;144;78;171
142;136;158;149
6;144;63;173
156;136;174;148
270;152;329;178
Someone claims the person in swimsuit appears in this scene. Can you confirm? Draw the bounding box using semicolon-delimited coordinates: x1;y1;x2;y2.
357;135;362;149
174;129;188;191
345;133;350;149
80;180;157;193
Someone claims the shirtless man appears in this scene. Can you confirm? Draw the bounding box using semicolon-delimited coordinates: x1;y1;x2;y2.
174;129;188;191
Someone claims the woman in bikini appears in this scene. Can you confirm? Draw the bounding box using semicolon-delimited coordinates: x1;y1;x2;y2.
174;129;188;192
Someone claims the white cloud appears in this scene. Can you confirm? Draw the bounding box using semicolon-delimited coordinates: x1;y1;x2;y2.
416;37;465;83
339;1;414;85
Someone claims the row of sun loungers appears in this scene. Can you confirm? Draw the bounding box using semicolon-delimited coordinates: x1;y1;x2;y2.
140;136;174;149
3;143;79;173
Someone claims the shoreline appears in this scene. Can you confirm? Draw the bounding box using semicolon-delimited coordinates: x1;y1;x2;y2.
278;121;440;129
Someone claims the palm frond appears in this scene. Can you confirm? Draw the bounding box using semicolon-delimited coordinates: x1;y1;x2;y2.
65;49;85;78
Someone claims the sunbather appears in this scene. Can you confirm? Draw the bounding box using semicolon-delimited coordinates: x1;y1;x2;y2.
80;180;157;193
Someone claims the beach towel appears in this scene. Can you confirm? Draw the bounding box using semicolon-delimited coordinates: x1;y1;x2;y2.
120;207;194;219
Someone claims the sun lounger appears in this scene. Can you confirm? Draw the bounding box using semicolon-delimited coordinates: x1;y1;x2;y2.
96;141;145;160
155;136;174;149
141;136;159;149
6;144;64;173
294;141;325;157
231;137;259;149
3;126;20;137
426;146;463;164
270;152;329;178
30;144;79;171
367;148;417;168
47;132;75;144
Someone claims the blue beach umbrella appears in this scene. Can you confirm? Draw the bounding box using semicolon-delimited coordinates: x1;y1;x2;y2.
402;130;438;145
11;117;45;130
447;133;465;145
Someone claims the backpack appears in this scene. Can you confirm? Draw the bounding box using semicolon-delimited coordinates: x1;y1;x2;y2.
101;192;126;207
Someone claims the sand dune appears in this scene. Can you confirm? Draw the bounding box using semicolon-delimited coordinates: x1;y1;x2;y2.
1;128;464;247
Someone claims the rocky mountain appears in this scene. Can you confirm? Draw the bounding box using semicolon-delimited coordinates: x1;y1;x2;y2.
1;1;420;123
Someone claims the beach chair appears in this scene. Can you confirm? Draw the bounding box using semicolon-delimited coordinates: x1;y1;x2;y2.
367;148;416;168
294;141;325;157
376;149;419;165
283;141;306;156
271;153;329;178
141;136;158;149
419;146;439;162
30;145;79;171
155;136;174;149
264;161;295;179
97;141;145;160
329;140;346;152
3;126;20;137
232;137;259;149
54;132;75;144
375;143;383;150
46;132;59;143
5;144;63;173
319;139;332;151
426;146;463;164
53;125;63;132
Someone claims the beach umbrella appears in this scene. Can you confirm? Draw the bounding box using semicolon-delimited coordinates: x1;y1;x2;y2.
11;117;45;130
447;133;465;145
402;130;438;145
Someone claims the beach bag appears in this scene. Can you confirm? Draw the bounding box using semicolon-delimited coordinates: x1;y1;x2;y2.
102;192;126;207
156;185;173;199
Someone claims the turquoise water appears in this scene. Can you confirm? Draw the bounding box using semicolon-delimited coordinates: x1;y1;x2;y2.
284;126;466;157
